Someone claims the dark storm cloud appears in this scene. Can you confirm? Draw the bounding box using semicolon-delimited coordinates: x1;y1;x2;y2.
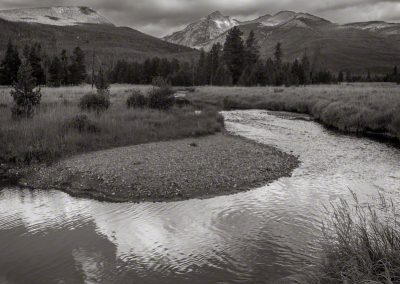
0;0;399;36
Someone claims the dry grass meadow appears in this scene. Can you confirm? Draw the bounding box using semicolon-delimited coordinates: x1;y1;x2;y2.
189;83;400;140
0;85;223;165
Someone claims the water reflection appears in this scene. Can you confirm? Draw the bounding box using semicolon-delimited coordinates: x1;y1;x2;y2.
0;110;399;283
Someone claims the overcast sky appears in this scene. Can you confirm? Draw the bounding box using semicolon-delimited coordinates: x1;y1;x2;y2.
0;0;399;37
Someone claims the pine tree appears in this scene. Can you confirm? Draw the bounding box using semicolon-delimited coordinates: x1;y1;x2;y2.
213;64;233;86
69;47;87;85
207;43;222;86
244;30;259;67
300;53;311;84
197;49;207;85
28;43;46;85
95;65;110;95
60;50;69;85
338;71;344;83
0;40;21;85
10;59;41;118
222;26;245;84
274;42;283;67
48;56;62;87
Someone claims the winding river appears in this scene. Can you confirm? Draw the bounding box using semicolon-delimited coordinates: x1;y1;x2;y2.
1;110;399;284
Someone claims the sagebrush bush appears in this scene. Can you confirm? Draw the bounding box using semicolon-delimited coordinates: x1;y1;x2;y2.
64;114;100;133
127;89;147;108
148;87;175;110
79;92;110;113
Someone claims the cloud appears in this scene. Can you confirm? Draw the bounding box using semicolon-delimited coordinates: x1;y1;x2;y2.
0;0;399;37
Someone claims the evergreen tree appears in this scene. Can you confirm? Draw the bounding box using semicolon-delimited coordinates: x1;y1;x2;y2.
222;26;245;84
27;43;46;85
0;40;21;85
338;71;344;83
274;42;283;67
60;49;69;85
244;30;259;67
207;43;222;86
68;47;87;85
300;53;310;84
95;65;110;95
197;49;207;85
10;59;41;118
213;64;233;86
48;56;62;87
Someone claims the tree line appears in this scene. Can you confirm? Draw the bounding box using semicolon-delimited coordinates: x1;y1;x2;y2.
1;27;399;87
0;41;87;86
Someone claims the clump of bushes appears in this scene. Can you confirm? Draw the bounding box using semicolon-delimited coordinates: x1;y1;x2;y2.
64;114;100;133
148;87;175;110
148;77;175;110
127;89;147;109
79;92;110;113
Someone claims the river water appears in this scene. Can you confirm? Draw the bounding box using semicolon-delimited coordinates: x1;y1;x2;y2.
0;110;399;284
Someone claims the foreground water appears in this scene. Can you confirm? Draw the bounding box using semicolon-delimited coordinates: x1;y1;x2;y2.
1;110;399;284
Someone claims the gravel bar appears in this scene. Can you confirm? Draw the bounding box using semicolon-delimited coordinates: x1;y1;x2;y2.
23;133;299;202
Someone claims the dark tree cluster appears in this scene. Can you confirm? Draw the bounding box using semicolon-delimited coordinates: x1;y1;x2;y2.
109;28;339;87
0;41;87;86
47;47;87;86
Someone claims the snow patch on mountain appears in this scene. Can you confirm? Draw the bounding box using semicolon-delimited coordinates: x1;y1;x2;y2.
163;11;239;48
0;6;114;26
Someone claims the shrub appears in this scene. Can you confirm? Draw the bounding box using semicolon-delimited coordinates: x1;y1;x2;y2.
79;92;110;113
148;87;175;110
64;114;100;133
10;60;41;118
127;89;147;109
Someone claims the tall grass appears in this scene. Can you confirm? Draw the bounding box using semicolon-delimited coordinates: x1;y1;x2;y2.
320;192;400;283
189;83;400;140
0;85;223;165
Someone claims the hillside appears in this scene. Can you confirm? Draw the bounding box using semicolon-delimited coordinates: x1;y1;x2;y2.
164;11;400;73
0;7;197;63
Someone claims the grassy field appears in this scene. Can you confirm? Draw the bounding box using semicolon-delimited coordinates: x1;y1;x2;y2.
0;85;223;165
189;83;400;140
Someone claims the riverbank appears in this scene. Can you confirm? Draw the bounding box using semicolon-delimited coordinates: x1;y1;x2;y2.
189;83;400;142
21;133;299;202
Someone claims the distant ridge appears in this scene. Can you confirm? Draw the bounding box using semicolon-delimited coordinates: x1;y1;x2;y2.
0;6;197;63
163;10;400;72
0;6;114;26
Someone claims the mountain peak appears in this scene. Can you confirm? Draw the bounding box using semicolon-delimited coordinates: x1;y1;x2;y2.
0;6;114;26
208;11;224;18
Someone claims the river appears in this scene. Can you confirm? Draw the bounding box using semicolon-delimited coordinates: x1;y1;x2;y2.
0;110;399;284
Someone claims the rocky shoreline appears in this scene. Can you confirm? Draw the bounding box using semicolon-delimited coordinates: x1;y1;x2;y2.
18;133;299;203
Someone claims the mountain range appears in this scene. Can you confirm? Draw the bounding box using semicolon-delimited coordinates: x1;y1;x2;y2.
0;6;196;63
0;6;399;73
164;11;400;73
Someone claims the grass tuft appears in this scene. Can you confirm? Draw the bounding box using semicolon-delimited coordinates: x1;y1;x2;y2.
319;192;400;283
